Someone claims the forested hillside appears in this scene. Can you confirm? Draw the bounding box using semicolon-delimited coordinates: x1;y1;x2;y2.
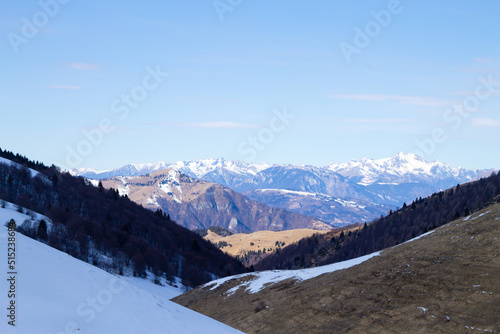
257;171;500;270
0;149;247;287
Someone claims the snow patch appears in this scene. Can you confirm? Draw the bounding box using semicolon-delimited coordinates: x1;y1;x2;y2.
257;188;317;197
146;195;160;207
205;251;381;295
417;307;428;313
401;229;436;245
88;179;100;187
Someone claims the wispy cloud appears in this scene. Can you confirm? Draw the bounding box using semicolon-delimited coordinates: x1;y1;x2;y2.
457;67;500;73
149;121;263;129
449;90;500;96
329;94;452;107
47;85;83;90
475;57;499;64
65;62;101;70
344;118;415;124
471;118;500;128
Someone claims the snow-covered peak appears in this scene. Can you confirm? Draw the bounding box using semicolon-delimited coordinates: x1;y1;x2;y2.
326;152;477;186
67;167;103;176
70;159;275;180
170;158;272;178
68;153;483;191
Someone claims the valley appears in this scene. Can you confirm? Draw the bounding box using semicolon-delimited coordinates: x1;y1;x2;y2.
1;149;499;334
203;228;331;258
4;2;499;333
174;203;500;333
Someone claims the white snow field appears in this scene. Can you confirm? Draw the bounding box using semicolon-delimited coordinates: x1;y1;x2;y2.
0;202;243;334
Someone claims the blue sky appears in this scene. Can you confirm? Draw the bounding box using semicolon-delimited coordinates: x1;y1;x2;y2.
1;0;499;170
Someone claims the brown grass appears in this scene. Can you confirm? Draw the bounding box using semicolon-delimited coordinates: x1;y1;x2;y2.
174;203;500;333
205;228;330;257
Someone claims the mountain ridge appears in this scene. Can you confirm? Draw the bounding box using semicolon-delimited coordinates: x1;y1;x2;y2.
69;153;487;183
98;168;332;233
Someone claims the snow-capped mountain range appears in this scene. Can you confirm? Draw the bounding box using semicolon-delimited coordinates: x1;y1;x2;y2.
71;158;271;180
70;153;490;226
326;152;481;186
70;153;484;188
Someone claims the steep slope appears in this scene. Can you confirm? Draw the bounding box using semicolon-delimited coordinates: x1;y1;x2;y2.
257;171;500;271
0;203;243;334
70;153;488;226
174;203;500;334
0;156;246;287
99;169;331;232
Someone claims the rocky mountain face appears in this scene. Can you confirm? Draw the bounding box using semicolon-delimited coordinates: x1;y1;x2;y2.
245;189;391;227
74;153;488;226
98;169;331;233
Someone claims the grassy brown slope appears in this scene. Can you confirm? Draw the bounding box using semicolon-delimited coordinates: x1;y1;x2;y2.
174;203;500;333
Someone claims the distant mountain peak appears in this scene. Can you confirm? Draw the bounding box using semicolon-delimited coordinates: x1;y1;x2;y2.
325;152;481;187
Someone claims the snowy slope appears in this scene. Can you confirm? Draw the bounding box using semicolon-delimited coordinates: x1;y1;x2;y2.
0;203;243;334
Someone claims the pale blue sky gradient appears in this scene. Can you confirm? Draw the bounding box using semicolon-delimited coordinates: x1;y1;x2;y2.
1;0;499;170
